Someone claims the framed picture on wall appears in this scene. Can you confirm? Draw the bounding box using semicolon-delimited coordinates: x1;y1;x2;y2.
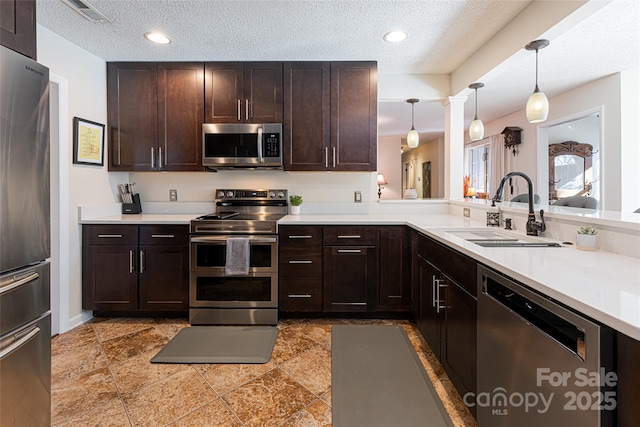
73;117;105;166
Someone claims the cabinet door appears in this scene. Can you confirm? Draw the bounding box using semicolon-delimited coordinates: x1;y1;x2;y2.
0;0;36;59
82;244;138;311
442;279;477;404
410;231;420;320
157;62;204;171
377;226;410;311
138;244;189;311
417;255;442;358
283;61;330;170
204;62;244;123
107;62;158;171
330;61;377;171
244;62;283;123
279;277;322;312
323;246;375;312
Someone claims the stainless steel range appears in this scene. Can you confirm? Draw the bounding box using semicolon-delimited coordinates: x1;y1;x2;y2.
189;189;288;325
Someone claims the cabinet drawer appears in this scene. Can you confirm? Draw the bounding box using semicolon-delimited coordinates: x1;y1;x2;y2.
84;225;138;245
139;225;189;245
279;247;322;276
279;225;323;246
323;226;376;246
418;234;477;297
279;277;322;312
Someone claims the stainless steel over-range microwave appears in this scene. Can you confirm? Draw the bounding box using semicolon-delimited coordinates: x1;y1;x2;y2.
202;123;283;169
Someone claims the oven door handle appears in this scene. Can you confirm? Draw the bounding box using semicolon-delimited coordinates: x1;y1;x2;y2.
190;236;277;243
257;127;264;163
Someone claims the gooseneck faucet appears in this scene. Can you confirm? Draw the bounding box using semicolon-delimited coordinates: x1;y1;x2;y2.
491;171;546;236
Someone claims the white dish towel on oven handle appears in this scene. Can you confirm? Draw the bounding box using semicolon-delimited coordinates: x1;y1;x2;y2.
225;237;250;275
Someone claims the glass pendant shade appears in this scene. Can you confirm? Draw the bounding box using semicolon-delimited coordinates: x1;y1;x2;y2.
406;98;420;148
469;117;484;141
526;88;549;123
407;128;419;148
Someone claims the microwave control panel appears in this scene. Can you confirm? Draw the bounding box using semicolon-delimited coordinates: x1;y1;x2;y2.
264;134;280;157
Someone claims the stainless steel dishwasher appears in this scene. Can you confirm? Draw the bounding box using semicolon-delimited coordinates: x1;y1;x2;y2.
476;266;615;427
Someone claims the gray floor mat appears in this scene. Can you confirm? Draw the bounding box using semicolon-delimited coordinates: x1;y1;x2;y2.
331;324;454;427
151;326;278;364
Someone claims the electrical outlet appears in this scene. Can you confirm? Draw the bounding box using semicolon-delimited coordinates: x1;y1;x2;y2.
169;189;178;201
354;191;362;203
463;208;470;218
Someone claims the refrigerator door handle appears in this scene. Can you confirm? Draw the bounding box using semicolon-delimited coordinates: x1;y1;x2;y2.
0;271;39;296
0;325;41;360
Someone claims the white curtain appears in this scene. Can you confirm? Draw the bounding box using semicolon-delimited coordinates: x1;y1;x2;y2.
488;134;505;197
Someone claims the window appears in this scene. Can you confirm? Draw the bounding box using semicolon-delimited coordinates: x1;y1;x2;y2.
465;142;490;197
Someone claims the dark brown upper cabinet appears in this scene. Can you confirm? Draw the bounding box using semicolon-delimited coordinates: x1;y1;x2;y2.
107;62;204;171
1;0;36;59
204;62;283;123
284;61;377;171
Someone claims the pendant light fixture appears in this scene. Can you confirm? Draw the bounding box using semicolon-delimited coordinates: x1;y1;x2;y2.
525;39;550;123
468;82;485;141
406;98;419;148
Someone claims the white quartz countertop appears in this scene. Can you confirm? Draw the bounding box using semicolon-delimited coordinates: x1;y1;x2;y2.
82;211;640;339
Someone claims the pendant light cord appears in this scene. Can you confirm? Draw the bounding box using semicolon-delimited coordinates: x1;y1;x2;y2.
474;88;479;120
411;102;415;130
535;48;540;91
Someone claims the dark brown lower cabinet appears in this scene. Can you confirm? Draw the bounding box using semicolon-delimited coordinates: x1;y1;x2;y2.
414;232;477;414
82;224;188;313
323;245;376;312
617;331;640;426
377;226;410;311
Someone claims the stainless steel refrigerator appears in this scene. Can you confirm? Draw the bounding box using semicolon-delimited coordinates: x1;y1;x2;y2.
0;45;51;427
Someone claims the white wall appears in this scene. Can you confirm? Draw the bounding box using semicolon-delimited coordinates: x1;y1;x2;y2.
475;73;629;211
377;136;403;199
620;67;640;213
37;25;128;327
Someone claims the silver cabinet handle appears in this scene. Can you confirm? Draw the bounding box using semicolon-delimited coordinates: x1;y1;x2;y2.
338;235;361;239
0;326;40;360
129;249;135;274
288;235;312;239
151;234;175;238
0;271;39;296
246;99;250;119
158;147;163;169
338;249;362;253
237;99;241;121
257;127;264;163
190;236;277;243
332;146;336;168
151;147;155;168
140;250;145;273
288;260;312;264
288;294;311;298
325;147;329;168
432;276;437;308
436;279;448;313
98;234;123;238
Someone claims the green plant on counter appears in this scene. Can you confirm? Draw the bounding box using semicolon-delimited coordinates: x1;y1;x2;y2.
289;195;303;206
577;225;597;235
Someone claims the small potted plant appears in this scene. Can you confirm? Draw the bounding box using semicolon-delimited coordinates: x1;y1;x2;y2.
576;225;597;251
289;194;303;215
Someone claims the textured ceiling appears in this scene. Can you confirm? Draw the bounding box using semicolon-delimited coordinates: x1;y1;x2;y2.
36;0;639;141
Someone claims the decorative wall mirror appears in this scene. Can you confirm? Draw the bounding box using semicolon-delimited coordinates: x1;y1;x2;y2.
548;141;593;201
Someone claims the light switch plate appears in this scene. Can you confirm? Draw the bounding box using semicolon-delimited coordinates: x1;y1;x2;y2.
463;208;470;218
354;191;362;203
169;189;178;201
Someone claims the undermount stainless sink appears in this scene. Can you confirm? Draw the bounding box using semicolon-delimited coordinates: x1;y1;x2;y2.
444;228;561;248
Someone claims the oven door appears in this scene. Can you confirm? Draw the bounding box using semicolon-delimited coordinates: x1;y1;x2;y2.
190;235;277;273
190;272;278;308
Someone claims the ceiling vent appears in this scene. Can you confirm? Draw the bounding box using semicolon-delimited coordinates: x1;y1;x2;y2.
60;0;111;23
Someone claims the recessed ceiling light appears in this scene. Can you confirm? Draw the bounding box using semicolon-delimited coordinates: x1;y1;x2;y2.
383;31;407;43
144;32;171;45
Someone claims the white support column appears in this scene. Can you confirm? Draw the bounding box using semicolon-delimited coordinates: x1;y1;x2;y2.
442;96;467;200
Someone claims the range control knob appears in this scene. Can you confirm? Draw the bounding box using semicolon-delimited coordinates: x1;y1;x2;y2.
226;191;234;198
269;191;276;198
216;190;225;198
277;191;285;199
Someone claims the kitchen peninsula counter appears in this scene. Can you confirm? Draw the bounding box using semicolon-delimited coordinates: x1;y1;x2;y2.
280;213;640;340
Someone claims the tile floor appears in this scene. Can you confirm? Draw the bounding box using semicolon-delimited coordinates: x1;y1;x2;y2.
51;317;476;427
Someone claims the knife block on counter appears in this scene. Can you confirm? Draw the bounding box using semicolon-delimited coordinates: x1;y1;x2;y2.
122;194;142;214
